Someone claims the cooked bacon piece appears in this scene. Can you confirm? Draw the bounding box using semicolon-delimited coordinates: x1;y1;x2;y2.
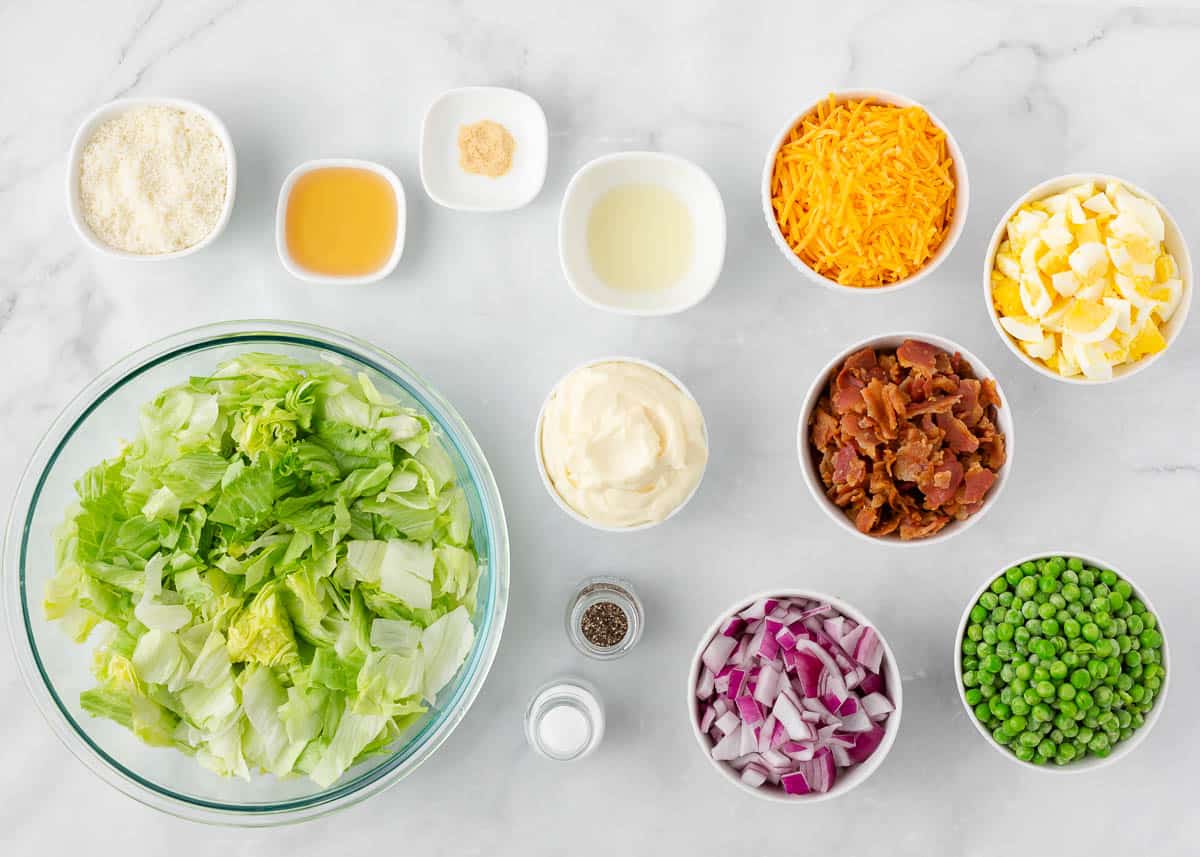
861;379;900;438
809;339;1005;541
980;378;1002;408
905;395;961;417
954;378;983;427
962;464;997;504
936;412;980;453
840;413;879;456
811;406;838;451
832;367;866;414
921;458;964;509
844;347;877;372
854;504;878;534
900;515;950;540
897;339;937;374
893;430;934;482
831;444;866;487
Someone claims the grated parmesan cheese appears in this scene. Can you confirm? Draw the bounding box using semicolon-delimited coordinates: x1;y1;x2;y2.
78;106;228;255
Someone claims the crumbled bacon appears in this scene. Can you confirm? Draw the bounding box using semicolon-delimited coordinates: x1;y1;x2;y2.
808;339;1006;540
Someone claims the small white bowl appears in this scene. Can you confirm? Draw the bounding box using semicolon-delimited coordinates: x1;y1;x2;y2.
534;356;708;532
982;173;1193;385
66;97;237;260
797;332;1015;547
761;89;969;293
558;152;726;315
954;551;1169;773
420;86;548;211
688;589;904;803
275;158;406;285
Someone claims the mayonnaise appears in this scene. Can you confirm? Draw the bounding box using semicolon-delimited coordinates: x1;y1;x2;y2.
539;361;707;528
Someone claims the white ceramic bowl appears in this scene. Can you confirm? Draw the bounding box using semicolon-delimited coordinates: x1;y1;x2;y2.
558;152;726;315
954;551;1169;773
66;97;237;260
275;158;406;285
534;356;708;532
688;589;904;803
420;86;548;212
797;332;1015;547
761;89;969;293
982;173;1193;385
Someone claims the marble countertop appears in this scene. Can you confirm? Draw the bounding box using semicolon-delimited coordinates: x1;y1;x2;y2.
2;1;1198;853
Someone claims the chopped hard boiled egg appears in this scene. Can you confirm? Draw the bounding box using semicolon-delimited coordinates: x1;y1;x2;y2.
991;180;1183;379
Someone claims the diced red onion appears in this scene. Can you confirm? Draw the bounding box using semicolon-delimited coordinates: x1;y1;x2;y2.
861;692;895;720
702;635;737;674
697;597;893;798
741;763;768;788
852;627;884;673
727;667;746;699
780;770;810;795
721;617;746;638
738;721;759;757
711;726;742;761
714;710;740;737
735;695;764;725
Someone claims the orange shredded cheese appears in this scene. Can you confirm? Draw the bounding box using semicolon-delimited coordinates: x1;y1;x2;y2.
771;95;957;287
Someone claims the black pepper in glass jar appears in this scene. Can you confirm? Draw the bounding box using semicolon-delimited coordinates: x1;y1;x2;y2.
566;576;644;659
580;601;629;648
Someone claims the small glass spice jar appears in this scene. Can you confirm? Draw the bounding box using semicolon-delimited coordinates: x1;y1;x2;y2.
524;679;605;761
566;576;644;660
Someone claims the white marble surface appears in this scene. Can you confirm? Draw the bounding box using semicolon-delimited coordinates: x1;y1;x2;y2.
2;0;1198;853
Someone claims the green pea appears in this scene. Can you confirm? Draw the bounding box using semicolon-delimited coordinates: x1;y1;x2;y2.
991;576;1008;594
964;688;982;706
1063;618;1081;638
1082;623;1100;642
1089;659;1108;680
1041;618;1060;637
977;642;994;658
1019;731;1041;748
1067;558;1084;572
974;702;991;721
1140;629;1163;649
1070;669;1091;689
1005;566;1024;586
1015;744;1036;762
1115;580;1132;598
1062;651;1079;668
1057;683;1076;701
980;592;998;610
1058;699;1077;719
1094;639;1114;658
963;670;979;688
1127;615;1144;635
1088;733;1110;755
1075;690;1093;711
1079;569;1095;587
996;622;1014;642
1017;578;1038;599
1015;662;1033;681
1031;703;1053;722
982;654;1003;673
1108;591;1125;611
1009;696;1030;716
982;625;998;645
1094;686;1114;709
1023;688;1040;706
1056;743;1077;763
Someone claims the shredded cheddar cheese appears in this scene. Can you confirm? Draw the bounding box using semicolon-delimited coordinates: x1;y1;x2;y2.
771;95;957;287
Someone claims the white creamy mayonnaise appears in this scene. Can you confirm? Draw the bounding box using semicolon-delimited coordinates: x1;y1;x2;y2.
539;361;708;528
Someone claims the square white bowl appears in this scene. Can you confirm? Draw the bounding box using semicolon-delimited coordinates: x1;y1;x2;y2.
66;97;237;261
275;158;406;286
420;86;548;212
558;152;726;316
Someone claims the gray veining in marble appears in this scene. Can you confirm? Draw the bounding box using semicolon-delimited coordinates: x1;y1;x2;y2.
1;1;1198;854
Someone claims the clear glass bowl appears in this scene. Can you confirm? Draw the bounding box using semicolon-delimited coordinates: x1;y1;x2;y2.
2;320;509;825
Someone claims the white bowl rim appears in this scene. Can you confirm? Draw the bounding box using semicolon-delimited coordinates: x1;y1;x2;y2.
687;587;904;803
796;331;1015;548
534;355;709;532
953;550;1170;774
66;96;238;261
274;158;407;285
981;172;1194;385
760;88;969;294
418;85;548;212
558;150;727;317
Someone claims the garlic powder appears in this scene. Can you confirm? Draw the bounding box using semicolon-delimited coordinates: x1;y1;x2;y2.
78;106;228;254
